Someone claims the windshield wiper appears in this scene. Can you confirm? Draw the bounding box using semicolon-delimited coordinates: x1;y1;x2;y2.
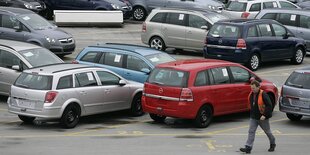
288;82;303;88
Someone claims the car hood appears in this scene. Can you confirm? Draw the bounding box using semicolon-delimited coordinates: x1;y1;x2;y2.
104;0;127;7
37;28;72;39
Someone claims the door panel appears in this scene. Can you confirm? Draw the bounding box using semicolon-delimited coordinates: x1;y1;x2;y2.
162;13;186;49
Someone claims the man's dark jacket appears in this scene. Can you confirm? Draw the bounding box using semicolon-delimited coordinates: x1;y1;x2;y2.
249;90;273;120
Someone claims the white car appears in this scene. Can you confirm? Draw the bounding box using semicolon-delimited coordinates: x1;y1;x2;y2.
222;0;300;19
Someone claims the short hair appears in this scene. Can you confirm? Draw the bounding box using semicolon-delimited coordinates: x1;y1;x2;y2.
250;80;260;87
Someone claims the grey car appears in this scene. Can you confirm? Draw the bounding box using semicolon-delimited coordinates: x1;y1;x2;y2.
0;39;63;96
8;64;144;128
279;66;310;121
128;0;224;21
0;7;75;56
255;9;310;54
141;8;227;52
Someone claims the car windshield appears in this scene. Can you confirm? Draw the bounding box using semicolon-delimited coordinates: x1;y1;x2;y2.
147;68;188;87
18;14;54;30
14;73;53;90
208;24;241;38
19;48;63;67
145;53;175;66
285;72;310;89
226;1;247;11
204;13;228;23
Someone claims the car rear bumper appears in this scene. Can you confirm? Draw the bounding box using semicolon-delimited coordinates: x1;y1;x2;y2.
279;98;310;117
203;47;249;63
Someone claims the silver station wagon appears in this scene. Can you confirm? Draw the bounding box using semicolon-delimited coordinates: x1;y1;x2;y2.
8;64;144;128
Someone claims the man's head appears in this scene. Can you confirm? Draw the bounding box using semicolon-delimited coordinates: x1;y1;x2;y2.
250;80;260;93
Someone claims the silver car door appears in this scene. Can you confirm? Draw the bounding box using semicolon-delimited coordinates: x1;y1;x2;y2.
186;14;209;51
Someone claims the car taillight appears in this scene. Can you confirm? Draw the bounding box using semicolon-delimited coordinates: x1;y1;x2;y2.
45;91;58;103
241;12;250;18
142;22;146;32
180;88;193;102
72;60;79;64
236;39;246;49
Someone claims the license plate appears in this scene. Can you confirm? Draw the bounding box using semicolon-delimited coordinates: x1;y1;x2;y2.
292;100;309;108
18;100;35;109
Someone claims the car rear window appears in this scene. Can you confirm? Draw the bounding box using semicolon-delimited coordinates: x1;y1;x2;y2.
147;68;188;87
285;72;310;89
226;1;247;11
208;24;241;38
14;73;52;90
145;53;175;66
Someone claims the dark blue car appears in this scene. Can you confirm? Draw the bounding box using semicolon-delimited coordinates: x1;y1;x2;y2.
204;19;306;71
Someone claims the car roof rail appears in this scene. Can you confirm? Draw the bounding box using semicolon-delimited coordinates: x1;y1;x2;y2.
0;44;16;51
156;7;213;14
52;66;95;74
88;43;146;55
30;63;69;70
104;42;148;48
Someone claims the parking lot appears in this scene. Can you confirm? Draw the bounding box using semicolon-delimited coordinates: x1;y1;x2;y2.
0;21;310;155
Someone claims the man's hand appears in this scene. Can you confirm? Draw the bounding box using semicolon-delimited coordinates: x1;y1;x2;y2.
260;115;266;120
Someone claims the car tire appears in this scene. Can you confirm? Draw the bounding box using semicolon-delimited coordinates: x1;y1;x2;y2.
130;93;144;117
247;53;260;71
286;113;302;121
60;104;81;129
291;47;304;65
149;36;166;51
194;105;213;128
18;115;35;124
133;6;146;21
150;114;166;123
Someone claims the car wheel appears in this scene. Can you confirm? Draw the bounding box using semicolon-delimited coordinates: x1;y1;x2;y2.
291;48;304;65
247;53;260;71
60;104;81;129
149;36;166;51
130;94;144;117
133;6;146;21
150;114;166;123
286;113;302;121
194;105;213;128
18;115;35;124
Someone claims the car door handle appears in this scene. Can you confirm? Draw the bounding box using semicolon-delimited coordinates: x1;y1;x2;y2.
187;30;192;34
104;89;111;94
79;91;87;95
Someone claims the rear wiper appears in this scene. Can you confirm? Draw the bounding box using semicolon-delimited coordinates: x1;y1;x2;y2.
288;82;303;88
152;81;164;85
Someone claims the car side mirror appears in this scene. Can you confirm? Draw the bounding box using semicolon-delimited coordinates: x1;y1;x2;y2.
201;25;209;30
119;79;126;86
141;68;151;74
12;65;21;71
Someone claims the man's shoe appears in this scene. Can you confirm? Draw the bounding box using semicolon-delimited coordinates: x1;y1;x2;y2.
240;145;251;154
268;144;276;152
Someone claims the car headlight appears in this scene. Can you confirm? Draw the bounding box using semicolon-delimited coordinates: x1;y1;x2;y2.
24;3;33;9
111;4;120;10
208;5;217;10
45;37;56;43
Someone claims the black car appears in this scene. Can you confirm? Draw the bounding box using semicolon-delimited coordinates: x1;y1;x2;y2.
204;19;306;71
41;0;132;19
0;0;46;13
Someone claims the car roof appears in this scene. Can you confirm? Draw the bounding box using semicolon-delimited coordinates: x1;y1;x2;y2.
156;59;237;71
0;39;41;51
216;19;273;25
258;8;310;15
152;7;217;15
0;7;33;15
89;43;165;56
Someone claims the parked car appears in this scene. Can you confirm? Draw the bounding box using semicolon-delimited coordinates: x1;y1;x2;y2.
222;0;300;19
0;39;64;96
41;0;132;19
142;59;278;128
255;9;310;54
279;66;310;121
8;63;144;128
74;43;176;83
203;19;306;71
141;8;228;52
297;0;310;9
127;0;224;21
0;7;76;56
0;0;46;14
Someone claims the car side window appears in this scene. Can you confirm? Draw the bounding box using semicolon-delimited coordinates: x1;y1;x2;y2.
278;13;297;26
300;15;310;29
263;2;278;9
104;53;123;68
247;26;258;38
166;13;186;26
0;50;21;69
75;72;98;87
57;75;73;89
229;66;250;83
188;15;210;29
96;71;120;86
126;55;150;72
261;13;277;20
210;67;230;85
272;24;286;37
258;24;273;37
0;15;21;29
249;3;261;12
150;12;166;23
194;70;209;86
279;1;297;8
81;52;101;63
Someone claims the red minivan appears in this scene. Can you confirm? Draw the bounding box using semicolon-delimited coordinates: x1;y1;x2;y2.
142;59;278;128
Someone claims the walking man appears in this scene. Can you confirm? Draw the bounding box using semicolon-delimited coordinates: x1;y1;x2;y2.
240;80;276;154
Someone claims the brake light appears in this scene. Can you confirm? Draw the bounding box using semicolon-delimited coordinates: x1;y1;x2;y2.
45;91;58;103
241;12;250;18
142;22;146;32
236;39;246;49
72;60;79;64
180;88;193;102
